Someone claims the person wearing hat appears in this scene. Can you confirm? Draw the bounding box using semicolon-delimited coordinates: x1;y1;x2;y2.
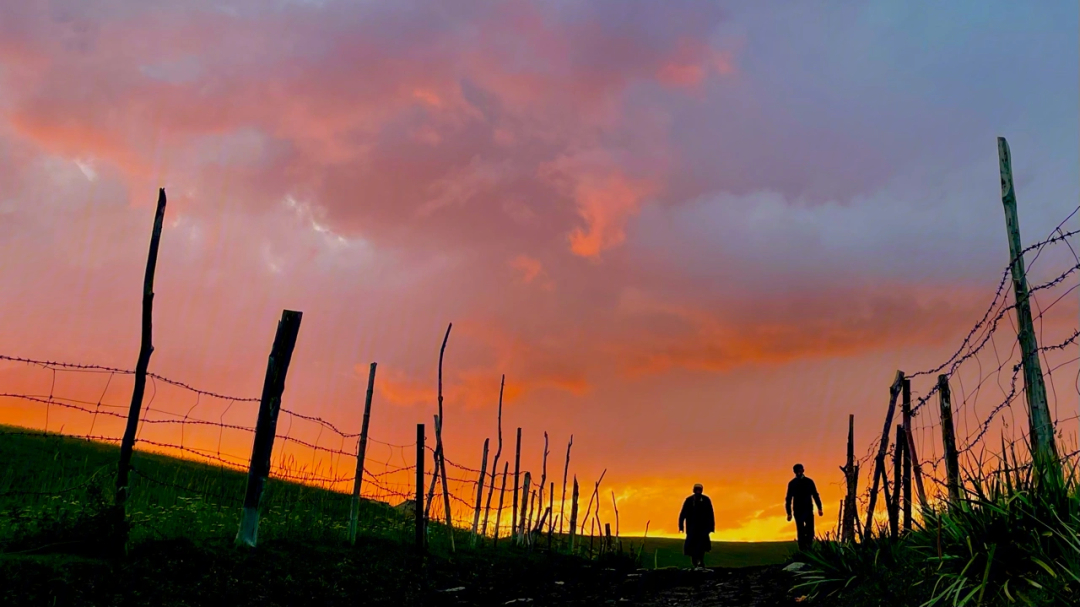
785;463;823;551
678;483;715;568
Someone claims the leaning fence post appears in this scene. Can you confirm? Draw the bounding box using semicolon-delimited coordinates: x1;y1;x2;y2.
416;423;425;554
938;375;962;504
863;371;903;541
471;438;490;546
236;309;303;547
905;425;928;512
349;362;377;544
116;188;167;510
998;137;1059;479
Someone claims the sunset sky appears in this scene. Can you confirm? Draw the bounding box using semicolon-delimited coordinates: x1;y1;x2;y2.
0;1;1078;541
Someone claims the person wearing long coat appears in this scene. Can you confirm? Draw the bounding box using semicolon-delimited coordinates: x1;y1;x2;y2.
678;484;715;568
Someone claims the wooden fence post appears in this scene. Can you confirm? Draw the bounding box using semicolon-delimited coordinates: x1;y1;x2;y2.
998;137;1059;478
518;471;531;545
863;371;904;540
611;490;620;552
349;362;377;544
512;428;522;538
471;438;490;546
889;424;904;542
236;309;303;547
116;188;167;509
901;377;913;532
537;432;549;534
435;415;455;551
416;423;425;554
481;375;505;537
569;477;579;552
938;375;962;504
493;461;509;548
559;435;573;536
841;414;858;543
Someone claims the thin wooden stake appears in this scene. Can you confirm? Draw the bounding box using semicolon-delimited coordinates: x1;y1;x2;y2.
559;434;573;536
493;461;509;548
349;362;377;544
481;375;505;537
611;490;620;552
416;423;425;554
569;477;579;552
518;471;531;545
436;415;454;551
512;428;522;537
236;310;303;547
537;431;549;534
471;438;490;546
116;188;167;509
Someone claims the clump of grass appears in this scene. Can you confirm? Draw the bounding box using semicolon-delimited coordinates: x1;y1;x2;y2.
791;444;1080;606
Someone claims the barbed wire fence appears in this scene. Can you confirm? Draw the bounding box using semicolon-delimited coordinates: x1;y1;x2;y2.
840;200;1079;541
0;190;614;558
0;351;612;554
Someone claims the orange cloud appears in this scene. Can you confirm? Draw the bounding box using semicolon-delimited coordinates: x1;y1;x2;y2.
508;254;554;290
608;284;1000;376
541;152;659;258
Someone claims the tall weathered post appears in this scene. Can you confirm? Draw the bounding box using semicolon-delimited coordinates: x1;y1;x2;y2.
901;377;913;532
116;188;167;509
841;414;858;543
997;136;1059;480
236;309;303;547
938;375;962;504
349;362;378;544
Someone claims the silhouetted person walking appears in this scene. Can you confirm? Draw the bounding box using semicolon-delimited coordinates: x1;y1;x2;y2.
786;464;822;551
678;483;714;568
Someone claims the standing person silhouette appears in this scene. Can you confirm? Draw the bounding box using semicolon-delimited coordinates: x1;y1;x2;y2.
678;484;715;569
785;464;823;551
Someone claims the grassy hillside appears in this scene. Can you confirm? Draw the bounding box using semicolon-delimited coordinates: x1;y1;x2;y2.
0;426;406;550
2;427;795;568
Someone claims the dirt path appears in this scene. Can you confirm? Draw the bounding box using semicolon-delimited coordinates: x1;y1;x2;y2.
429;564;801;606
627;566;801;606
